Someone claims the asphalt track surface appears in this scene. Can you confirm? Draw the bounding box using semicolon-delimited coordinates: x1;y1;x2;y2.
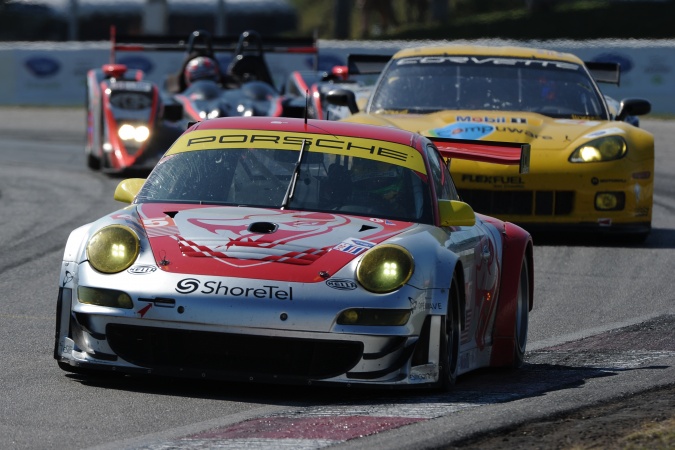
0;107;673;449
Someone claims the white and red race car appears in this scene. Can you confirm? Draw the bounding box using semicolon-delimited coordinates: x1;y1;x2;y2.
56;116;533;389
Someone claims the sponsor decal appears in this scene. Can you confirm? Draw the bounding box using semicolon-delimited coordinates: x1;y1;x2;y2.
635;207;649;217
24;56;60;77
396;56;580;72
591;177;627;185
127;265;158;275
494;126;552;140
555;119;600;126
326;279;358;290
175;278;293;300
110;81;153;92
455;116;527;124
334;238;375;255
177;131;426;173
431;123;494;140
598;218;612;227
457;115;507;123
461;174;525;185
583;127;625;139
409;297;442;312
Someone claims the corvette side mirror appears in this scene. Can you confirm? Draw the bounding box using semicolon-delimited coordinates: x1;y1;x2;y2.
326;88;360;114
616;98;651;121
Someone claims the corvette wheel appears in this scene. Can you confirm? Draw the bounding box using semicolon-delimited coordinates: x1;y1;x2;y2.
440;274;461;389
513;259;530;368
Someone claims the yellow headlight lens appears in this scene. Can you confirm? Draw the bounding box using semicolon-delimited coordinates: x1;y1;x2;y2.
86;225;140;273
78;286;133;309
569;135;627;163
337;308;411;326
356;244;413;293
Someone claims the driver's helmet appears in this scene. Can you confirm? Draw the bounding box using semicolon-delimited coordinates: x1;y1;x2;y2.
351;158;403;201
184;56;220;85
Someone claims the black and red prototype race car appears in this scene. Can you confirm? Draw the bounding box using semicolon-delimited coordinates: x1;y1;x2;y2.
85;29;317;173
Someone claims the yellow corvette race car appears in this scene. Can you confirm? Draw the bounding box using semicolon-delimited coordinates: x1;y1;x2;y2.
328;45;654;240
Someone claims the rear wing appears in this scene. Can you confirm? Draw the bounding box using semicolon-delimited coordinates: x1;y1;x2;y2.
347;53;393;75
108;27;317;65
430;137;530;175
585;61;621;86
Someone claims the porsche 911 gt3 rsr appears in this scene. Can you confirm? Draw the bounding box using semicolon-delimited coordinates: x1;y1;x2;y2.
330;45;654;240
56;116;533;388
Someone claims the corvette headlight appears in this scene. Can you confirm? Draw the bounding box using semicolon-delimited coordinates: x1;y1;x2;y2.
86;225;140;274
356;244;413;293
569;135;627;163
118;124;150;143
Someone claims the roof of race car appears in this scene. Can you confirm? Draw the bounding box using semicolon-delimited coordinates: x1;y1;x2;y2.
181;116;422;147
392;45;584;65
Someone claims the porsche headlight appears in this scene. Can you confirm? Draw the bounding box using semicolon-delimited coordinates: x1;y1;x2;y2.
118;124;150;143
356;244;413;293
78;286;133;309
569;135;627;163
86;225;140;274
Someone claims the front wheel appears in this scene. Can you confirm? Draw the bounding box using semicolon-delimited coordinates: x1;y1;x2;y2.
440;275;461;389
513;259;530;368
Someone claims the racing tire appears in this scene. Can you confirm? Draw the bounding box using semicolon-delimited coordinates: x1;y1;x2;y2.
440;274;461;389
512;259;530;368
86;152;101;171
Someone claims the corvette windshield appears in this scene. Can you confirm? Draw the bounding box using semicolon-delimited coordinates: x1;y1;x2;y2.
136;147;433;223
369;56;606;119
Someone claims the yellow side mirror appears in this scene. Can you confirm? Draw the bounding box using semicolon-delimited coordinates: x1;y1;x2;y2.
114;178;145;203
438;199;476;227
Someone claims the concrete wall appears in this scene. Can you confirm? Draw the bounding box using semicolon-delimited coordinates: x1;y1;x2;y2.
1;39;674;114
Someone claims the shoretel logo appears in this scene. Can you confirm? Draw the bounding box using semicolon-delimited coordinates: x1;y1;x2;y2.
175;278;293;300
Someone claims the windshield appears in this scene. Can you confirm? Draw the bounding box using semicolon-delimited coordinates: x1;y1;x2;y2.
369;56;607;119
136;147;433;223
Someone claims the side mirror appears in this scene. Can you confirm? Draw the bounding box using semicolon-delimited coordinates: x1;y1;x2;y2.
438;200;476;227
163;103;184;122
114;178;145;203
616;98;651;121
326;88;360;114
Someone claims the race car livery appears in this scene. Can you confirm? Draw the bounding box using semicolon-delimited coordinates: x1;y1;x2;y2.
332;45;654;239
55;116;533;388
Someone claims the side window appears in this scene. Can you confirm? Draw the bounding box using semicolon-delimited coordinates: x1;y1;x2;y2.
426;145;460;201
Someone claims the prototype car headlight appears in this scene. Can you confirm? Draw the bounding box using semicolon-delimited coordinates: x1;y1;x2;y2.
356;244;413;293
569;135;627;163
86;225;140;274
118;124;150;143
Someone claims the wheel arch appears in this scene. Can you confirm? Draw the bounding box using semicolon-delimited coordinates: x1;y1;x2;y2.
490;223;534;367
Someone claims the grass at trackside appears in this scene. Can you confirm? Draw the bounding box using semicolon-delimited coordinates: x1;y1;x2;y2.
288;0;675;41
620;417;675;449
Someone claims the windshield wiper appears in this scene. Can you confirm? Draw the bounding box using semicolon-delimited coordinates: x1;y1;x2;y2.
280;139;308;210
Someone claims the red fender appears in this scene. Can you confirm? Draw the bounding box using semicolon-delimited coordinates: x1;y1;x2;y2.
490;222;534;367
